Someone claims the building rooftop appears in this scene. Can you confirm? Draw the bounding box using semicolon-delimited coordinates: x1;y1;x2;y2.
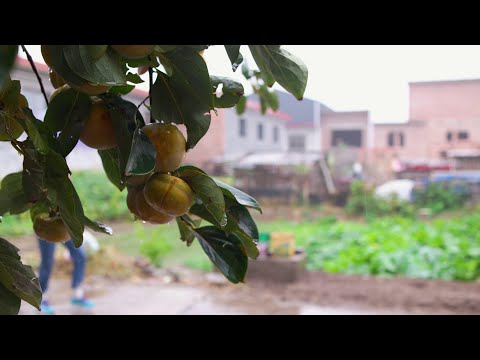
248;89;333;128
409;78;480;86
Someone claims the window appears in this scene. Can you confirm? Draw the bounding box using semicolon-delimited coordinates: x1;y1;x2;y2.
399;132;404;147
273;126;279;143
458;131;469;140
289;135;306;152
387;132;395;147
446;131;453;142
331;130;362;147
257;123;263;140
239;118;246;137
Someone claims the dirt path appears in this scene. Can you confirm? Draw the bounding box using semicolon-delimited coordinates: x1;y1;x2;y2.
21;268;480;315
20;276;390;315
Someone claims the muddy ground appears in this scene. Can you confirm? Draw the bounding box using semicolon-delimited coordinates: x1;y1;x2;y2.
19;265;480;315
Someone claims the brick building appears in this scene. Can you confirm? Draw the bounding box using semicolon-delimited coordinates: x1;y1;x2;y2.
374;79;480;160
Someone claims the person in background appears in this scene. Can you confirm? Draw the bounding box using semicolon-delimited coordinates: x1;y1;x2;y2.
38;233;95;315
352;161;363;180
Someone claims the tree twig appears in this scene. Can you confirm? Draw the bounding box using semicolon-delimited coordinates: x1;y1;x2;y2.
148;56;154;123
21;45;49;107
137;95;150;110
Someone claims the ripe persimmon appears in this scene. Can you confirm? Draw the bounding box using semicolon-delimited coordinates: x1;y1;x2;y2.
142;123;186;173
127;186;174;224
143;173;194;217
79;99;116;150
33;213;70;243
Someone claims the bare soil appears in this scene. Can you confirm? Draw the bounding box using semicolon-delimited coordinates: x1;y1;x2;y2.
214;271;480;315
21;268;480;315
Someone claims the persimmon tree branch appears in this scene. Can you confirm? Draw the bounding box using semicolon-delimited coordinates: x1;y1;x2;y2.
137;95;150;110
21;45;49;107
148;56;154;123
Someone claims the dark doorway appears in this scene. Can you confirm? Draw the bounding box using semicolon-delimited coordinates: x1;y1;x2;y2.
331;130;362;147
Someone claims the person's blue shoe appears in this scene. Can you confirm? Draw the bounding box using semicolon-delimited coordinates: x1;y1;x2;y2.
40;300;56;315
70;297;95;309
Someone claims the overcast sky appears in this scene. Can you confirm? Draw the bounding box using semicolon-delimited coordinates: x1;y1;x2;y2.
20;45;480;123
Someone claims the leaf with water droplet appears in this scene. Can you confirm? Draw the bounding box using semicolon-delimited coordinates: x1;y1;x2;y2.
83;216;113;235
219;213;228;227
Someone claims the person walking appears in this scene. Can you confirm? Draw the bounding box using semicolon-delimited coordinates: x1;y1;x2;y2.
38;237;95;315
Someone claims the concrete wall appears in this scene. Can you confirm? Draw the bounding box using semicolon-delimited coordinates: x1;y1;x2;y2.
373;121;429;160
407;80;480;159
223;108;288;157
182;110;225;170
321;111;370;151
287;127;321;152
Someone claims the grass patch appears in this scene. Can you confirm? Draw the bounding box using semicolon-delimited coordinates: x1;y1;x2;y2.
99;221;212;272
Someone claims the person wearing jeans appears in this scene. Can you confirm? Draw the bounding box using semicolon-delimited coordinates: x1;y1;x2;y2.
38;238;94;314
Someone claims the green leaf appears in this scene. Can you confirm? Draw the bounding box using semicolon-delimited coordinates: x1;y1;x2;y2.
98;148;125;191
151;72;211;149
0;172;31;216
241;62;252;80
226;200;259;240
44;88;92;156
177;217;195;246
20;108;51;155
192;226;247;283
125;128;156;176
224;45;243;71
259;84;279;111
249;46;275;87
22;152;46;204
231;228;259;259
154;45;177;54
266;88;279;111
63;45;127;85
0;281;21;315
214;179;262;213
0;237;42;311
180;171;226;226
29;199;52;223
157;54;174;76
84;45;108;61
189;203;258;259
0;45;18;89
183;99;211;150
0;79;24;141
259;94;267;114
151;71;184;123
186;45;210;51
109;84;135;95
83;216;113;235
44;151;84;247
236;96;247;115
175;165;207;176
248;45;308;100
126;73;144;84
211;76;245;108
165;47;214;110
125;56;159;68
102;96;138;183
45;45;88;86
0;79;21;110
